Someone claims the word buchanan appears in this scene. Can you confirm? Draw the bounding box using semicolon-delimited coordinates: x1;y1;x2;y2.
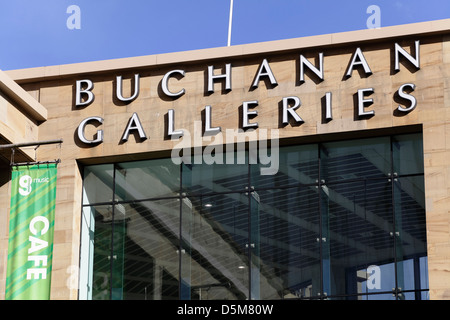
76;40;420;145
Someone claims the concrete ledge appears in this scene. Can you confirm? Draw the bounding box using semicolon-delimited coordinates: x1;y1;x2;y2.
0;70;47;122
5;18;450;84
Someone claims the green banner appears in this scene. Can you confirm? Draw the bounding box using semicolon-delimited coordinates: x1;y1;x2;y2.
5;164;57;300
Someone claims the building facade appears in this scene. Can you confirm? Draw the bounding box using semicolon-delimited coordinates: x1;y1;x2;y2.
1;19;450;300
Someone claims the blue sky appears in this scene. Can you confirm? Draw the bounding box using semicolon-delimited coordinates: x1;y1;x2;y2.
0;0;449;70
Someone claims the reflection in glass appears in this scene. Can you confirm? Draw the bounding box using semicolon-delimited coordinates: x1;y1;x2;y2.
251;144;318;189
81;133;428;300
181;193;250;300
115;159;180;201
119;200;180;300
254;187;321;299
363;291;396;300
394;176;427;296
182;152;248;195
321;179;395;298
392;133;424;176
320;137;391;182
83;164;114;205
91;205;113;300
88;200;180;300
358;263;395;299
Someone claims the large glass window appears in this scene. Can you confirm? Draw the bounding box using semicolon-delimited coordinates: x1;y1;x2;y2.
79;133;428;300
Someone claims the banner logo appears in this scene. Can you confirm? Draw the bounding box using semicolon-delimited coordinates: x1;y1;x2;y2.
18;175;32;196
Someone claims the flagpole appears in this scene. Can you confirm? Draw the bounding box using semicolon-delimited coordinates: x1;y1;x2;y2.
227;0;234;46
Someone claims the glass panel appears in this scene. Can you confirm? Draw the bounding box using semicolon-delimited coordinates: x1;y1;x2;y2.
251;144;319;189
401;289;429;300
321;179;395;298
320;137;391;183
83;164;114;205
392;133;424;176
420;289;430;300
91;205;114;300
181;193;250;300
358;263;395;299
113;200;180;300
114;159;180;201
364;292;396;300
81;133;428;300
394;176;427;294
250;191;260;300
420;257;429;293
182;152;248;195
402;291;416;300
79;206;96;300
330;290;396;300
253;187;321;299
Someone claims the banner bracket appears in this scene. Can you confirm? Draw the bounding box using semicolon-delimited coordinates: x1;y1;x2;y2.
0;139;63;167
11;159;61;167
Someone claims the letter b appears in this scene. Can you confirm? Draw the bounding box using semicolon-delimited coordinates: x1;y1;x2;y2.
76;79;94;107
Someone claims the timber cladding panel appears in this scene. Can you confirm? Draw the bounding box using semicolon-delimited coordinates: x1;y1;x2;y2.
2;20;450;299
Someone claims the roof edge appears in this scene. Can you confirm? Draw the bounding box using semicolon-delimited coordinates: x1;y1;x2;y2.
5;18;450;84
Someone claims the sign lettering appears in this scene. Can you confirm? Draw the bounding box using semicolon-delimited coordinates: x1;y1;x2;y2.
75;41;420;145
